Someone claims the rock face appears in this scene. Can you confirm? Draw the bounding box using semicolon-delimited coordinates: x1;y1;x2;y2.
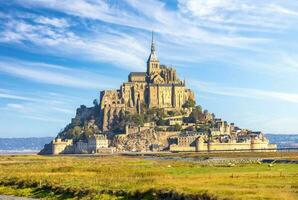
57;105;100;140
38;142;53;155
111;129;160;152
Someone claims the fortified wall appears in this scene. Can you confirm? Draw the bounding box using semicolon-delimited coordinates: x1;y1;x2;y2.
170;134;277;152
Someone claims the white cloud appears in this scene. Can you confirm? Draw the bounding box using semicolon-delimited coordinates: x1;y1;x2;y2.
0;59;119;89
191;80;298;104
7;103;24;109
177;0;297;30
0;90;80;124
0;92;38;102
178;0;237;19
14;0;269;49
0;18;146;71
6;0;297;75
21;115;66;123
2;0;297;73
35;16;69;28
268;4;298;17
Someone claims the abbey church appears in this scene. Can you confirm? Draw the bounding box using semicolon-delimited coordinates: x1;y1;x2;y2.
100;33;195;131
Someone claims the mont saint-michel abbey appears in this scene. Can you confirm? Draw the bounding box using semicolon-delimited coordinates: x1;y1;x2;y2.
100;33;194;131
41;33;277;155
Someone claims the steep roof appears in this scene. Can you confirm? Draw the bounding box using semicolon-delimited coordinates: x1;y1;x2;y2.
129;72;146;76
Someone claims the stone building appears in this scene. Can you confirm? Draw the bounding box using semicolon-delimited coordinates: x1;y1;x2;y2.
52;135;113;155
100;33;195;131
210;119;234;136
87;134;109;153
52;138;73;155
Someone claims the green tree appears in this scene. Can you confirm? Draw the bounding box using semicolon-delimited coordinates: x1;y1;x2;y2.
168;124;182;131
156;119;167;126
131;114;144;126
111;110;126;133
72;117;81;127
72;126;82;136
189;105;204;123
182;99;196;108
93;99;99;107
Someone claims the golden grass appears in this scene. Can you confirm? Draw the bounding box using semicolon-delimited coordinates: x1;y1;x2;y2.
0;155;297;199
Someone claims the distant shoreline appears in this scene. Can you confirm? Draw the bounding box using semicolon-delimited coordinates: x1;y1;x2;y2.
0;150;38;155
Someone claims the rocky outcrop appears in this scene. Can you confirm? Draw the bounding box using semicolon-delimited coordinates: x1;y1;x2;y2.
112;129;163;152
38;142;53;155
57;105;100;139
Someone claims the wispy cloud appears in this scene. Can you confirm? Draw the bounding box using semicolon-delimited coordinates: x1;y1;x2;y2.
191;80;298;104
6;0;297;76
1;90;78;124
177;0;298;30
14;0;270;48
7;103;24;109
0;58;119;89
3;0;297;73
0;92;38;102
0;16;146;70
21;115;66;123
34;16;70;28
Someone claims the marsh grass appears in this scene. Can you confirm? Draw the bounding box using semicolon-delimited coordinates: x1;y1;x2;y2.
0;155;297;199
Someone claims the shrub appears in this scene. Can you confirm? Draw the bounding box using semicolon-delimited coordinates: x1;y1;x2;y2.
168;124;182;131
182;99;196;108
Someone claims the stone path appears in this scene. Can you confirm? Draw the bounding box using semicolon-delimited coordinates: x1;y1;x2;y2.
0;195;38;200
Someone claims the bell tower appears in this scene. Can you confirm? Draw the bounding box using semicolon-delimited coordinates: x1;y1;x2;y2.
147;31;160;76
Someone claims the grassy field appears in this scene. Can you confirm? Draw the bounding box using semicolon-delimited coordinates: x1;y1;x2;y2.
0;154;297;200
124;151;298;160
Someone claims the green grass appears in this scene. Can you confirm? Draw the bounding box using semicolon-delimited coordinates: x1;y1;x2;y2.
0;154;297;199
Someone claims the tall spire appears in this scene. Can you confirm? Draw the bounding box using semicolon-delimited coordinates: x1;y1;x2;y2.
151;31;155;53
148;31;158;62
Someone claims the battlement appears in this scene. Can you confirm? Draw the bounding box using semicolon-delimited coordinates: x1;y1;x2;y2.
52;138;73;155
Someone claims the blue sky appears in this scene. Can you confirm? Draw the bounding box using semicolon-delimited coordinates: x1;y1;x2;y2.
0;0;298;137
